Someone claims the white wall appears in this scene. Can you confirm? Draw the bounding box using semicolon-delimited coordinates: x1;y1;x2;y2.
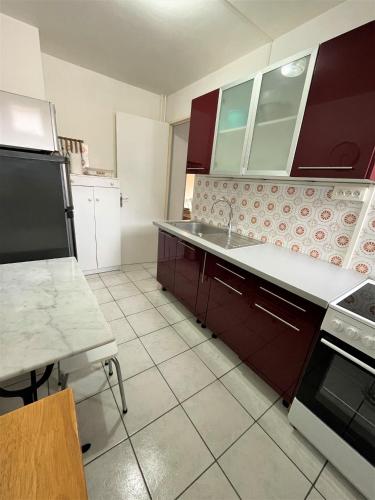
42;54;163;173
166;0;375;123
0;14;45;99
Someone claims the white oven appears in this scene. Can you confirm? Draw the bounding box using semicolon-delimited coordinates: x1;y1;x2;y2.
289;280;375;499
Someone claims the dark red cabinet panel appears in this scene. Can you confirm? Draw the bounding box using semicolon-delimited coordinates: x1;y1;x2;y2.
157;230;177;292
174;239;203;314
291;21;375;179
186;89;219;174
196;252;210;324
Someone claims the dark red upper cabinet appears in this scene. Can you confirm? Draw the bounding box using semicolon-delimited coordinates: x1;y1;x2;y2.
186;89;219;174
291;21;375;179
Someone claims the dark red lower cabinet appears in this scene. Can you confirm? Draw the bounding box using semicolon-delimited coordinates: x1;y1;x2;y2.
174;239;203;314
205;276;251;356
157;230;177;292
196;252;210;324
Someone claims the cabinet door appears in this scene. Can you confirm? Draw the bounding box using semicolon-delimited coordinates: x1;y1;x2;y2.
211;79;254;175
244;281;323;401
245;53;313;176
71;185;97;271
291;22;375;179
174;240;202;313
186;89;219;174
94;187;121;269
196;252;210;323
156;230;177;292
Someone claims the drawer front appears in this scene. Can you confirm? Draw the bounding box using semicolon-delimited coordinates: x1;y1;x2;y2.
254;278;324;330
206;255;250;296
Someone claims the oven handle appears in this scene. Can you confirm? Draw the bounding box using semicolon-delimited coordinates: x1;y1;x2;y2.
321;338;375;375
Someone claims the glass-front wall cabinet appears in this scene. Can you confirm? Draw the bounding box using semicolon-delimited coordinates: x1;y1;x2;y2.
211;79;254;175
245;54;312;175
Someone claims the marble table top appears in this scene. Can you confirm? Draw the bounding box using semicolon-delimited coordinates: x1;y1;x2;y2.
0;257;114;383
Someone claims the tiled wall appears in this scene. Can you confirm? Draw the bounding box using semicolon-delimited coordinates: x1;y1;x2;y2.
348;189;375;278
192;176;374;276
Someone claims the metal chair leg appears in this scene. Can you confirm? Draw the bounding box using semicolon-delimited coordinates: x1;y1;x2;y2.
111;356;127;414
108;359;113;376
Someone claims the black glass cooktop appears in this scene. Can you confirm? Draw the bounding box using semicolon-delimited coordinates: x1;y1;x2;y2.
337;282;375;323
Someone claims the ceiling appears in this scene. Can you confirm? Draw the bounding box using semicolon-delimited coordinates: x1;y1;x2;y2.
0;0;344;95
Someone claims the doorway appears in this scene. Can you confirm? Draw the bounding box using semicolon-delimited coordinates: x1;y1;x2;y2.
167;121;193;220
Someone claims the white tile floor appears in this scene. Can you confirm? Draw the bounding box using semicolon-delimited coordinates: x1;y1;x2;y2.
0;262;365;500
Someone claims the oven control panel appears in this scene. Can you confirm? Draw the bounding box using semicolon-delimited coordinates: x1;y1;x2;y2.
322;308;375;358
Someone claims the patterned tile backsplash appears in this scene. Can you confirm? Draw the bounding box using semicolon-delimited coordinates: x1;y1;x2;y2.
348;189;375;278
192;176;374;277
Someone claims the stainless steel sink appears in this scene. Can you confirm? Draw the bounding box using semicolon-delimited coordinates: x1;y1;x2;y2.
169;221;223;236
168;221;262;249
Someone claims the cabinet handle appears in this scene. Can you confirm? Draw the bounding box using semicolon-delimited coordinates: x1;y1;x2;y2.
254;303;300;332
214;277;242;295
88;198;92;202
201;252;207;284
259;286;306;312
216;262;245;280
178;241;195;252
188;167;205;170
95;198;100;202
297;166;353;170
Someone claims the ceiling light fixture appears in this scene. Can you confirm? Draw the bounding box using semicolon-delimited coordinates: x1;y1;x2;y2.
281;59;306;78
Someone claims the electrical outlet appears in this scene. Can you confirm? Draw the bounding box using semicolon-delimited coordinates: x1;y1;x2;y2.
331;185;368;202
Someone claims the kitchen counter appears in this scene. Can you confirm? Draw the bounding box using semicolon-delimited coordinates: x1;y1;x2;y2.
0;257;113;383
154;220;365;308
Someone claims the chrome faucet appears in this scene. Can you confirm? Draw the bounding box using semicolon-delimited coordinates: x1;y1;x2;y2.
211;197;234;235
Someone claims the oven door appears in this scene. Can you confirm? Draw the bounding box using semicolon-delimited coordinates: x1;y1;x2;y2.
296;332;375;465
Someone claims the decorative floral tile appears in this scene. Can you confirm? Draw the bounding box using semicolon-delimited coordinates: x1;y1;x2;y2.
192;176;364;270
349;190;375;278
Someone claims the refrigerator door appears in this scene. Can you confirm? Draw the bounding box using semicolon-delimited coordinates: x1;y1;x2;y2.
0;91;58;152
0;150;75;263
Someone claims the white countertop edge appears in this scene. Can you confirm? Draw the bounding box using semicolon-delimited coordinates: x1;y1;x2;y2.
153;221;365;308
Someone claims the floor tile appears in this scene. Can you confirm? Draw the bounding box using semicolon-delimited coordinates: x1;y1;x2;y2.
49;362;109;402
193;339;240;377
144;289;175;307
112;367;178;435
306;488;325;500
117;294;154;316
180;463;238;500
99;270;123;278
136;278;162;292
127;308;168;336
76;388;127;464
183;381;253;458
100;272;130;287
141;326;189;364
220;363;279;419
126;269;153;282
159;350;215;402
0;380;48;416
85;439;149;500
157;302;193;324
111;339;154;381
131;406;213;500
259;400;325;482
86;276;105;290
93;287;114;305
219;424;311;500
109;317;137;344
108;282;140;300
142;262;156;269
315;463;366;500
122;264;144;272
85;273;100;280
100;301;124;321
173;318;211;347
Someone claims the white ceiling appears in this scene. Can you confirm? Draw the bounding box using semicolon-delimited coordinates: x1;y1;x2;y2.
0;0;344;95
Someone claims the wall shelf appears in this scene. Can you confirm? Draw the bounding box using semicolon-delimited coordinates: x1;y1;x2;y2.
256;115;297;127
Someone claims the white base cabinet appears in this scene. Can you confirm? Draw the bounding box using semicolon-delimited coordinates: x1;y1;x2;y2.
71;175;121;273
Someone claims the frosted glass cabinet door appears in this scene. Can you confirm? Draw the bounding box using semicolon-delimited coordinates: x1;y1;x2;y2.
246;55;311;174
211;79;254;174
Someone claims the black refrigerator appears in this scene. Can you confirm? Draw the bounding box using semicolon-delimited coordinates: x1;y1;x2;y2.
0;149;76;264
